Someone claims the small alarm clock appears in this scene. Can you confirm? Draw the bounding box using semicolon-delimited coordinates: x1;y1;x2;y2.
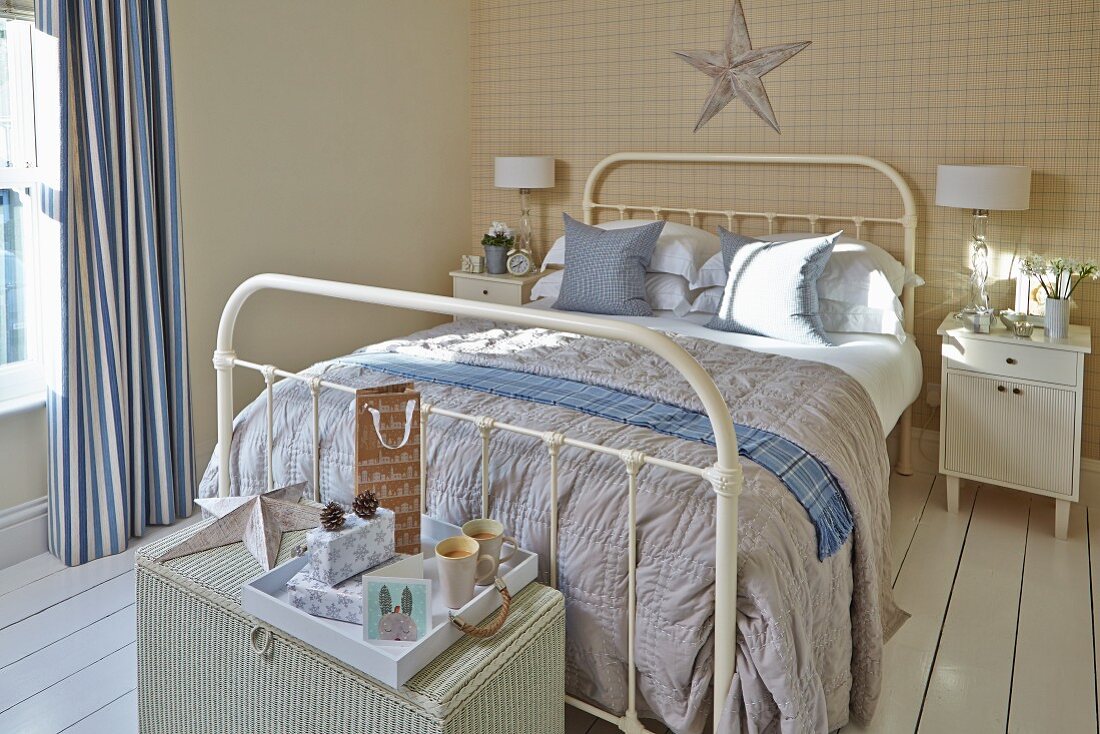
506;249;535;277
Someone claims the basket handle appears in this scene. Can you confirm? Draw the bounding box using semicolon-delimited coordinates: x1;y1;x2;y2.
449;578;512;638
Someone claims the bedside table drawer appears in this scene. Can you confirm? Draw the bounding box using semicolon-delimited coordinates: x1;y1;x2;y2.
943;370;1075;495
943;337;1077;386
453;278;523;305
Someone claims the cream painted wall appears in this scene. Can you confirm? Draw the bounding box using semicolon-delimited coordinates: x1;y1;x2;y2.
168;0;471;468
0;405;47;511
0;1;470;514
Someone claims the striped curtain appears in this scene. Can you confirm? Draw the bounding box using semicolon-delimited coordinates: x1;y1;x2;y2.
36;0;193;565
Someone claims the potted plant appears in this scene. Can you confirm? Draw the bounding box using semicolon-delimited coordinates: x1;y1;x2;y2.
1019;254;1098;338
481;221;514;275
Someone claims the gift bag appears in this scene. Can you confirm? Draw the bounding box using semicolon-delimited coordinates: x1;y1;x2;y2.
355;382;422;555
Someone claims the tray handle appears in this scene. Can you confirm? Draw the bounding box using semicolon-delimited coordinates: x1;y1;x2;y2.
449;578;511;638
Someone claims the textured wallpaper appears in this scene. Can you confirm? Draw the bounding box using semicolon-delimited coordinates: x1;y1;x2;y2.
470;0;1100;456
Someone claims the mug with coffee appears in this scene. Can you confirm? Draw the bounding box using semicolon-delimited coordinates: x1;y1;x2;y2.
461;518;517;586
434;535;495;609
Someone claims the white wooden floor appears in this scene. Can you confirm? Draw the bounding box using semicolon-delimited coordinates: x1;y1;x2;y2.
2;470;1098;734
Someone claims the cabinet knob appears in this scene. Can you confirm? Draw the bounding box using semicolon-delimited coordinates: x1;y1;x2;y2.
996;385;1006;392
482;289;489;296
1012;387;1022;395
1005;357;1017;365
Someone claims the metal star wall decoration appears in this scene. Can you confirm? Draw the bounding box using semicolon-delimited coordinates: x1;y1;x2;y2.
674;0;810;133
156;483;322;571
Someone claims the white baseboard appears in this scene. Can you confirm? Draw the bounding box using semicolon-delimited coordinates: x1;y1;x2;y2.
892;426;1100;510
0;495;48;569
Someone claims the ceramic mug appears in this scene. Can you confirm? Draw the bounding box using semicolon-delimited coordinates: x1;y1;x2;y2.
434;535;495;609
461;518;517;586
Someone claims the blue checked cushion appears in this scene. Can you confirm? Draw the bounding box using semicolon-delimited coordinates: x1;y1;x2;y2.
553;214;664;316
706;229;840;345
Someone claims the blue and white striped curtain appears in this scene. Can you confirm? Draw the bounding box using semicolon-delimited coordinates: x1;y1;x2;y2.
36;0;193;565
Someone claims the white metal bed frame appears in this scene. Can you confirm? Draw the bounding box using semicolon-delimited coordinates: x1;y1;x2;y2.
214;153;918;733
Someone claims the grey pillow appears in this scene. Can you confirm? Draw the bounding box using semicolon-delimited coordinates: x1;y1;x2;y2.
705;228;839;345
552;215;664;316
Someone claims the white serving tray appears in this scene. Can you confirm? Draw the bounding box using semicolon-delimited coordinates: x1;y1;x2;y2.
241;515;537;688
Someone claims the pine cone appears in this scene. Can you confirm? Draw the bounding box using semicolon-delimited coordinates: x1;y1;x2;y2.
353;491;380;520
320;501;345;532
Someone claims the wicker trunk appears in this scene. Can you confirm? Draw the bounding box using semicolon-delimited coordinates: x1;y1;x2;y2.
136;520;565;734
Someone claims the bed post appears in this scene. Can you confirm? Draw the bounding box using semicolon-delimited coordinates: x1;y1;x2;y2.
706;462;743;732
213;349;235;497
896;214;918;477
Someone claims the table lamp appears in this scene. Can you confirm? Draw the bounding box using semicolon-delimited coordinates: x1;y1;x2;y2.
935;164;1031;315
494;156;555;254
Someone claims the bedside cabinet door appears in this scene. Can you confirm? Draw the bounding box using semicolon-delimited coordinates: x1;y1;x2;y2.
944;371;1075;495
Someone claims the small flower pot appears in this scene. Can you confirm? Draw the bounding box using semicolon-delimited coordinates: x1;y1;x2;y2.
1044;298;1070;339
484;245;508;274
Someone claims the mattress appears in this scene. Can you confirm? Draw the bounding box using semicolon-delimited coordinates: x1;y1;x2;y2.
524;297;922;434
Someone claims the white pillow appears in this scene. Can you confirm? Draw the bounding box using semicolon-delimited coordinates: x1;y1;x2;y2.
692;231;922;302
533;269;693;315
818;297;906;342
688;286;907;342
543;220;719;284
688;287;724;315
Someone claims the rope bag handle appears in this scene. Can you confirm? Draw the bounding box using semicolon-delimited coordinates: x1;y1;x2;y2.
449;578;512;638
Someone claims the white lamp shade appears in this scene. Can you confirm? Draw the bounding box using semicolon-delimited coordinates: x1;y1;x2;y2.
494;156;555;189
935;164;1031;210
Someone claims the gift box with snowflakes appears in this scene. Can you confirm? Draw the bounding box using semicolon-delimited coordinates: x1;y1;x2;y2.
286;568;366;624
305;507;395;586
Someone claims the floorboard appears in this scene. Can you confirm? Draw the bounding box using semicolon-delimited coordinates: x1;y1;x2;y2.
0;643;136;734
0;553;66;598
0;605;135;713
61;689;137;734
565;704;597;733
917;487;1030;733
887;470;936;585
1090;508;1100;729
0;518;194;632
0;551;133;630
0;572;133;668
1009;500;1096;733
842;474;978;733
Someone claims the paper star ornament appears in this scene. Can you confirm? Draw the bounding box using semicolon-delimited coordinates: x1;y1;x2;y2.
157;483;322;571
674;0;810;133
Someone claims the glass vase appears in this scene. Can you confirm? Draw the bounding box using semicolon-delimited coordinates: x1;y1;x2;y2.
1044;298;1070;339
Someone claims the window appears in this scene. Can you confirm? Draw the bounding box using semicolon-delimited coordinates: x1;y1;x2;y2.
0;17;58;405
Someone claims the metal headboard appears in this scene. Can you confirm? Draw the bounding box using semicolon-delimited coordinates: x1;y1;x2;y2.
581;152;918;333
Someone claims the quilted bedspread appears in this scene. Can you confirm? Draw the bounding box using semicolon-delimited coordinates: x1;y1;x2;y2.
199;319;906;733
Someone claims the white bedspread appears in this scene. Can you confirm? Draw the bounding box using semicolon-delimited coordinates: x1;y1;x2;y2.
525;298;922;434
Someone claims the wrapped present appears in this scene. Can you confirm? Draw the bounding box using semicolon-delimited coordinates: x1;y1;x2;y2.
305;508;395;586
287;553;417;625
287;568;365;624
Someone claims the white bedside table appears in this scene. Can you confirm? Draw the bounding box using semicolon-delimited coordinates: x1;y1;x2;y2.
937;313;1092;539
450;269;549;306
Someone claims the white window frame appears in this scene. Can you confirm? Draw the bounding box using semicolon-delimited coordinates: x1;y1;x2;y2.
0;19;56;409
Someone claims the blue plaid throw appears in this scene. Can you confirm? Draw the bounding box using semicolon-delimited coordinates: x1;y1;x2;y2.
338;351;853;559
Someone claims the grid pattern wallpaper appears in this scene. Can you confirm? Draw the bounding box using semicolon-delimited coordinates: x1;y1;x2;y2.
470;0;1100;457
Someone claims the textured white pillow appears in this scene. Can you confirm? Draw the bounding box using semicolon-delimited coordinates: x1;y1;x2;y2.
692;231;921;303
533;269;693;315
543;220;720;284
689;287;907;342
